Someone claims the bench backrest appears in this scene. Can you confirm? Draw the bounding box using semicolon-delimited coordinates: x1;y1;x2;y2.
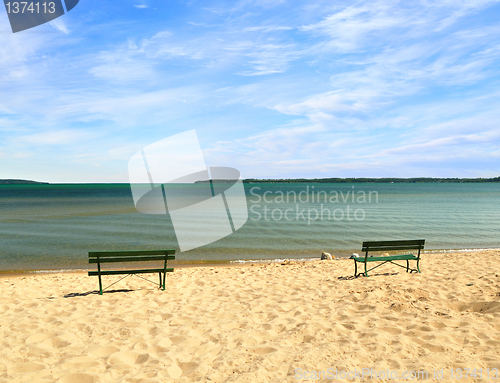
89;249;176;265
362;240;425;259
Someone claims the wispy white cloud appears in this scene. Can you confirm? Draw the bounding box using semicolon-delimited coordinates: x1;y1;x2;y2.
0;33;46;75
187;22;222;28
88;49;157;83
243;26;293;32
18;129;98;145
239;43;299;75
274;90;368;116
49;18;70;34
81;87;205;126
301;3;405;53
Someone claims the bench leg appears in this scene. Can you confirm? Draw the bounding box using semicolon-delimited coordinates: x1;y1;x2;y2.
159;272;166;290
159;272;167;290
354;261;369;277
407;260;421;273
406;260;409;272
98;275;103;295
97;261;103;295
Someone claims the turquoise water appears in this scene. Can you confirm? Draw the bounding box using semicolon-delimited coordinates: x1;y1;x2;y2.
0;183;499;271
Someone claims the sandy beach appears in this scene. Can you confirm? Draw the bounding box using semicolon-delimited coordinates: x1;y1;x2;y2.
1;250;499;382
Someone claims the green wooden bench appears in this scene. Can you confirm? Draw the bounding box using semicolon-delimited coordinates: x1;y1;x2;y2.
353;240;425;277
88;249;175;295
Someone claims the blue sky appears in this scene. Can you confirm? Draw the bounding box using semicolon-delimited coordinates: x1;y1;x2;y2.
1;0;500;182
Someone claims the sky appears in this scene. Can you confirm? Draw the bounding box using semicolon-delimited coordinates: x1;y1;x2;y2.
1;0;500;182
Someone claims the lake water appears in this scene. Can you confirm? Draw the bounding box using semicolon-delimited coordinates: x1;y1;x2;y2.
0;183;499;271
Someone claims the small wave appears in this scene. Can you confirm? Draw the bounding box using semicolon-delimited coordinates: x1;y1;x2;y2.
230;258;320;264
423;248;500;253
0;268;87;276
32;269;85;274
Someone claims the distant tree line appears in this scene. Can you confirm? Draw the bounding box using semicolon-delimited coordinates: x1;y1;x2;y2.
243;177;500;183
0;179;49;184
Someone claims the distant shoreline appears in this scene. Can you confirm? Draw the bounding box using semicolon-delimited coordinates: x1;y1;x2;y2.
0;179;49;185
2;176;500;185
210;176;500;183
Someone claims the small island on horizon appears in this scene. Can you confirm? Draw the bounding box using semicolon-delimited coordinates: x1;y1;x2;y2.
0;179;49;185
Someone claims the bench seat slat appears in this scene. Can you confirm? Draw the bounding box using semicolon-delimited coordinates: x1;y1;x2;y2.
362;245;423;252
89;250;175;257
88;268;174;276
89;256;171;264
362;240;425;247
354;254;416;262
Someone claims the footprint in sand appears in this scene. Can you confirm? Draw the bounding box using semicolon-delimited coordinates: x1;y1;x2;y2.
57;372;95;383
62;356;100;369
108;351;149;365
88;345;120;358
421;342;446;352
25;332;54;344
249;346;278;354
178;361;199;376
10;362;45;373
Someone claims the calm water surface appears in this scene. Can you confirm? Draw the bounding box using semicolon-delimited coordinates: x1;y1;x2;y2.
0;183;499;271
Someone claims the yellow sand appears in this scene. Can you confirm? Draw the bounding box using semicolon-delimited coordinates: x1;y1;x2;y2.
1;250;499;382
